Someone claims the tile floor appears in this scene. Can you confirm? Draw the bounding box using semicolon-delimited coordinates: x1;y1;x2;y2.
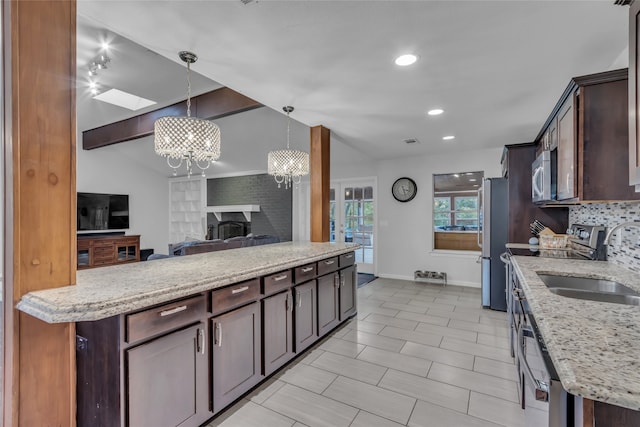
206;277;528;427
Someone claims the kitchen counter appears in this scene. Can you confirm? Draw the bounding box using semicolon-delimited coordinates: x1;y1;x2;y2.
511;256;640;411
17;241;359;324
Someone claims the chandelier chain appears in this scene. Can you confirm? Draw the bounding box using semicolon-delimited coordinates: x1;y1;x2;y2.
186;61;192;117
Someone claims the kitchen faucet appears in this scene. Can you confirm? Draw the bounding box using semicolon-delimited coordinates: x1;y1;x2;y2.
604;221;640;246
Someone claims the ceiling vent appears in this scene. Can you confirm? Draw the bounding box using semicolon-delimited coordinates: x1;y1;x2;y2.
403;138;420;144
240;0;256;4
614;0;631;5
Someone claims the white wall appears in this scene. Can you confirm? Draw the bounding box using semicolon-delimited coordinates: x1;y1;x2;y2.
76;137;170;255
329;145;503;287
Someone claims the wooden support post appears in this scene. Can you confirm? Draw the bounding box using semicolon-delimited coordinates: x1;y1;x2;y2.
310;125;330;242
3;1;77;425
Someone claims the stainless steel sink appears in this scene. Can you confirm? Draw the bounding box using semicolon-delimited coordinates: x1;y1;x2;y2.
537;274;640;305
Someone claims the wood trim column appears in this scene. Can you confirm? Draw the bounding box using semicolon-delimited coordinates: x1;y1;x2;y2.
4;1;77;426
310;125;330;242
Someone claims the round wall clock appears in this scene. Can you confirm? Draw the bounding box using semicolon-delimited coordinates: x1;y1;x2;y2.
392;177;417;202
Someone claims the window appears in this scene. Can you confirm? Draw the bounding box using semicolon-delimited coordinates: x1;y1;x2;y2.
433;171;483;250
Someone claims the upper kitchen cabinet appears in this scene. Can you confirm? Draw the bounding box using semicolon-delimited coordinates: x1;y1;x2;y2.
536;68;639;202
629;1;640;186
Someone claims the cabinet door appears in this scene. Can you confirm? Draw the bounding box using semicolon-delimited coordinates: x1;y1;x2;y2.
339;266;357;320
127;323;210;427
263;291;294;376
631;1;640;186
317;273;340;337
212;302;261;412
556;97;576;200
294;281;318;352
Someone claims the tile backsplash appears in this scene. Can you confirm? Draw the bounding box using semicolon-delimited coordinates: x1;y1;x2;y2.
569;202;640;272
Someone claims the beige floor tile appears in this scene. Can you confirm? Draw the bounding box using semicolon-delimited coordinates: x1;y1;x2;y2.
473;356;519;382
428;362;520;403
379;369;469;413
248;378;286;404
468;391;526;427
292;423;309;427
367;294;413;304
278;363;338;394
447;319;510;337
395;310;450;326
415;321;478;342
381;301;428;314
477;332;511;350
262;384;358;427
206;398;251;426
215;401;295;427
440;337;513;364
427;307;481;322
357;346;431;376
362;313;418;330
400;341;474;370
343;319;386;334
310;350;388;385
341;328;406;352
350;410;405;427
356;305;401;318
479;314;509;327
378;325;442;347
298;348;325;365
408;299;456;311
408;399;502;427
323;376;416;424
318;337;365;358
393;292;436;303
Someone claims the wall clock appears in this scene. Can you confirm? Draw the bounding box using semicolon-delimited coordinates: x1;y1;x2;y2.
392;177;417;202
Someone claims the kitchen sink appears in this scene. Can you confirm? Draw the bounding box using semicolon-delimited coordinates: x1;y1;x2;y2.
537;274;640;306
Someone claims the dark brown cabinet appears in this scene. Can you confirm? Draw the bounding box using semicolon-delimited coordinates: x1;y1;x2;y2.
211;302;262;413
262;290;294;376
317;272;340;337
293;281;318;352
127;323;209;427
630;1;640;186
339;265;356;320
556;97;576;200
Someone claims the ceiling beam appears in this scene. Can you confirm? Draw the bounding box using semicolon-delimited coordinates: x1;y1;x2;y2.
82;87;263;150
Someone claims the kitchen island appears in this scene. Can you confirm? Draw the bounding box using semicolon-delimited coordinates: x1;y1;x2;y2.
511;256;640;425
17;241;359;427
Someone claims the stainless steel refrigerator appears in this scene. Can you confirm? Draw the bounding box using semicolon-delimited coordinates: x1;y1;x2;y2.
479;177;508;311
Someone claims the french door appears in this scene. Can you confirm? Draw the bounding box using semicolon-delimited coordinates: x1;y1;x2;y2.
329;179;376;274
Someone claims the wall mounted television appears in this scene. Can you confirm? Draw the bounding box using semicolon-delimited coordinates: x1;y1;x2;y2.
77;192;129;231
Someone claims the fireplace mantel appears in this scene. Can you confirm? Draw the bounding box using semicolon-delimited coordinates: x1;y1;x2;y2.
205;204;260;222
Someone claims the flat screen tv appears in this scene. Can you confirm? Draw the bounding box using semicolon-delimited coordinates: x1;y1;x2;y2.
77;192;129;231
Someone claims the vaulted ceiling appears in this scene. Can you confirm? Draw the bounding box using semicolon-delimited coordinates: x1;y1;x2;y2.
76;1;628;164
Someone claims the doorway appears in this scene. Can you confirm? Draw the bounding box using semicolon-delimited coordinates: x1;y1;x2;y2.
329;179;376;274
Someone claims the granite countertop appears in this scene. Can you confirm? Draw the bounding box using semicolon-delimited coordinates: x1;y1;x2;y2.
511;256;640;411
17;241;358;324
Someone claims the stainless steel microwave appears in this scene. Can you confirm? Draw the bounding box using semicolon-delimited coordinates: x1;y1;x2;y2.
532;150;556;203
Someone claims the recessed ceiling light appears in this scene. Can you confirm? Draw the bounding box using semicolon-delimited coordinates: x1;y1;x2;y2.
428;109;444;116
442;135;455;141
101;41;110;50
395;54;418;66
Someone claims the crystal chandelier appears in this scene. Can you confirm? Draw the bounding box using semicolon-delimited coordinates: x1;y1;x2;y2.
268;106;310;189
154;51;220;177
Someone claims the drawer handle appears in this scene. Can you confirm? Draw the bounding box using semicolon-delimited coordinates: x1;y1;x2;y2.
160;305;188;317
231;286;250;294
344;254;354;259
324;260;335;265
273;274;288;282
301;267;314;273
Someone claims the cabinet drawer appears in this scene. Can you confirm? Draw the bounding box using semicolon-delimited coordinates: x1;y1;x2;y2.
211;278;260;316
294;263;316;284
339;252;355;268
317;257;339;276
263;270;292;296
126;295;206;343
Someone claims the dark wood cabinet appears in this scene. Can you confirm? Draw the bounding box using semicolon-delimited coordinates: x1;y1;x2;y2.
502;144;568;243
293;280;318;352
556;97;576;200
262;290;294;376
317;272;340;337
339;265;357;320
127;323;209;427
211;301;262;413
77;234;140;269
629;1;640;186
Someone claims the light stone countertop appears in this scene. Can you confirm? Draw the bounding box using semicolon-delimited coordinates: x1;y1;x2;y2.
511;256;640;411
17;242;359;324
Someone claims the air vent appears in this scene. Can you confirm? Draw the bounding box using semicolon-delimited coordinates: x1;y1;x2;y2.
614;0;631;5
403;138;420;144
240;0;255;4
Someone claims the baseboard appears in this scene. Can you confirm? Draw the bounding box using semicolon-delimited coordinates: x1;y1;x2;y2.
376;273;480;289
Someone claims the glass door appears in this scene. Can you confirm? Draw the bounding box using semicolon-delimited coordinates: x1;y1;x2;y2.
329;180;375;274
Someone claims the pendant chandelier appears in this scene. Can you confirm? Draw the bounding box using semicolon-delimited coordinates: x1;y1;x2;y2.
267;106;310;189
154;51;220;177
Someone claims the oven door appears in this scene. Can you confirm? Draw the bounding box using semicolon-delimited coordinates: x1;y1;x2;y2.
532;151;552;203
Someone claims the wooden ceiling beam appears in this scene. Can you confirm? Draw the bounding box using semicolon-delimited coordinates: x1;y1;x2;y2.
82;87;262;150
